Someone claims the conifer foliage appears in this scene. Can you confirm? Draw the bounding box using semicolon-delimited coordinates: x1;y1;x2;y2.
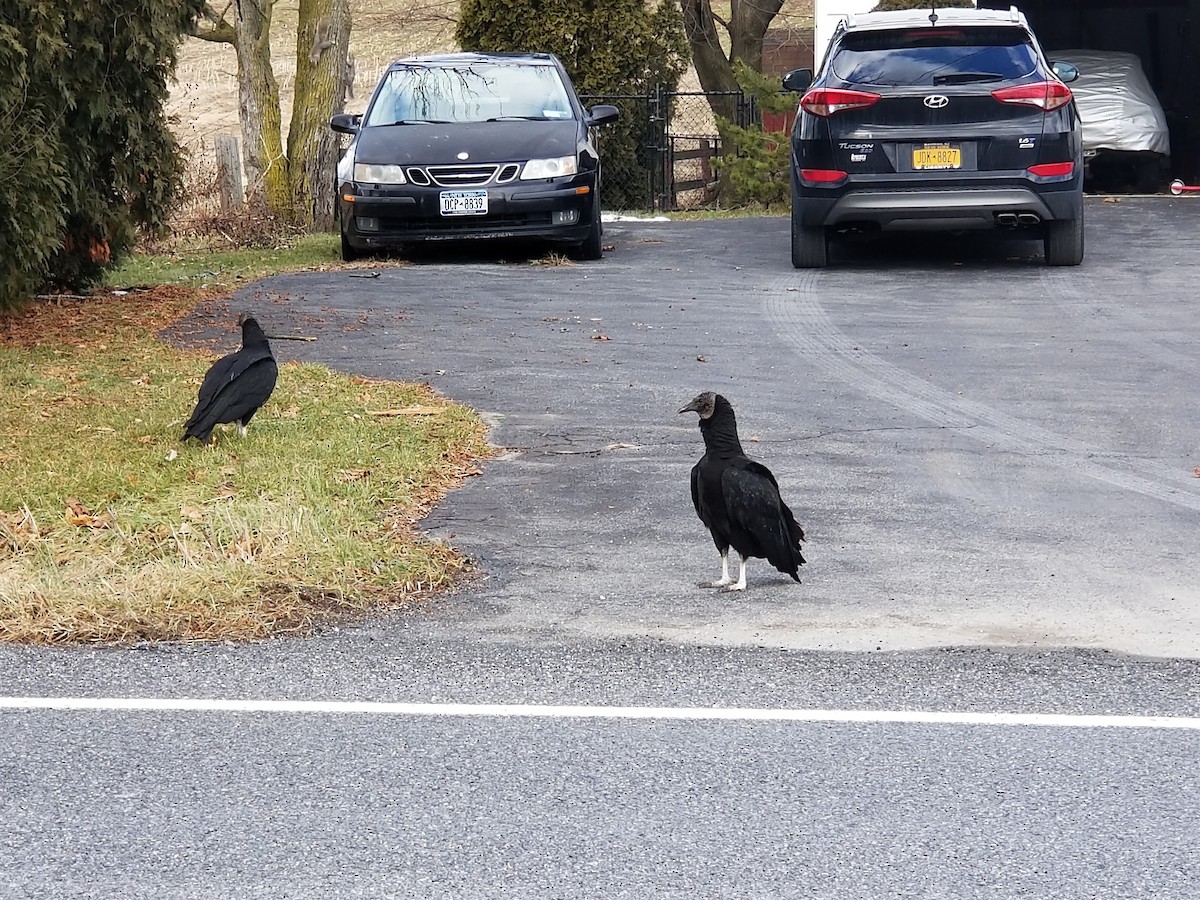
0;0;202;310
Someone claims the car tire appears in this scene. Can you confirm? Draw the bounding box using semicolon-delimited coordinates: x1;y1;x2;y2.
1044;207;1084;267
340;229;359;263
791;211;829;269
571;204;603;261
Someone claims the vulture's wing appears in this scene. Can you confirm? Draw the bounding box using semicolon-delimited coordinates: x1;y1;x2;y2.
183;352;277;439
721;462;801;573
689;460;703;520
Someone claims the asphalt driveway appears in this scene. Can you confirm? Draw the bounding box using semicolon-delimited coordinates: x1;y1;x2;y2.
188;197;1200;658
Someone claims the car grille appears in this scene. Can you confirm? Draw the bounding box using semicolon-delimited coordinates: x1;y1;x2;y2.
380;212;553;233
406;164;521;187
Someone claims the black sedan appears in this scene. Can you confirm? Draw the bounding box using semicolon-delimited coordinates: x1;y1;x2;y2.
330;52;619;261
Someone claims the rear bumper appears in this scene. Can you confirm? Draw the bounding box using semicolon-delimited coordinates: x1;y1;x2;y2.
339;174;598;248
794;178;1083;231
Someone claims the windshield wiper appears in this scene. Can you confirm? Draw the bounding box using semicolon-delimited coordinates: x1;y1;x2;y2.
932;72;1005;85
380;118;453;126
486;115;549;121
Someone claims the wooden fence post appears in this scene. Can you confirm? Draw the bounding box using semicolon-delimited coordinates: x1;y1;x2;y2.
214;134;244;211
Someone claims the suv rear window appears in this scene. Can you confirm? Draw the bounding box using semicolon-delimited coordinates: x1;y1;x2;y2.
831;26;1039;86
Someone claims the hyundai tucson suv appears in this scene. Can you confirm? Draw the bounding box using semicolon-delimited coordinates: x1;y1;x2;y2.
782;6;1084;267
330;52;619;261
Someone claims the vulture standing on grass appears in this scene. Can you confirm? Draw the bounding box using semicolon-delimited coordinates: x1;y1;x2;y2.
181;314;278;443
679;391;806;591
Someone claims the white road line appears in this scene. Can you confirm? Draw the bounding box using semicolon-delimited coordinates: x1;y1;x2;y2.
1;697;1198;729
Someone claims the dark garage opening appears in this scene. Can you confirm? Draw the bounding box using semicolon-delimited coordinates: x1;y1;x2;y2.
979;0;1199;191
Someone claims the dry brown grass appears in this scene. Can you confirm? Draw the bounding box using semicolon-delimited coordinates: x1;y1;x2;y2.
0;286;494;645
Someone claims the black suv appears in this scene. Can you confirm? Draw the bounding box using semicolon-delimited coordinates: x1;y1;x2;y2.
330;53;619;261
783;6;1084;267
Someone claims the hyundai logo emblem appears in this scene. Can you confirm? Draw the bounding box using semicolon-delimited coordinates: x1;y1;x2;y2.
924;95;950;109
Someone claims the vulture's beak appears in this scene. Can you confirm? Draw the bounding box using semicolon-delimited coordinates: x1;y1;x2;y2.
678;400;699;415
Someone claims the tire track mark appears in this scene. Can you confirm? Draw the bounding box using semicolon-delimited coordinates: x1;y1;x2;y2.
766;272;1200;513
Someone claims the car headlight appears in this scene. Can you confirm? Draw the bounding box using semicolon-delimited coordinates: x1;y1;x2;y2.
354;163;407;184
520;155;578;180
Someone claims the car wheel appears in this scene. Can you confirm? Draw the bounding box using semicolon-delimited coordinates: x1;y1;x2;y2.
791;209;828;269
340;229;359;263
1044;207;1084;267
570;205;603;261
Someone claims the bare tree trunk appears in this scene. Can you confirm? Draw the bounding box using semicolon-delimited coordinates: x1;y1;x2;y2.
232;0;288;214
681;0;741;121
730;0;785;72
287;0;351;229
681;0;782;122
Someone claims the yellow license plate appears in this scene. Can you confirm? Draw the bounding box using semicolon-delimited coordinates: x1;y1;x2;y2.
913;145;961;170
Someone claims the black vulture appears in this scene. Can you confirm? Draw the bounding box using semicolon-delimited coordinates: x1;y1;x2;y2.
679;392;806;591
181;315;278;443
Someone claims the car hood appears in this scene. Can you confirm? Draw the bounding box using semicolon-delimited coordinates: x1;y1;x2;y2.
352;120;582;165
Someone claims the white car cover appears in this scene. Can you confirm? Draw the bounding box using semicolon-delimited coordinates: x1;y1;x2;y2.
1052;50;1170;156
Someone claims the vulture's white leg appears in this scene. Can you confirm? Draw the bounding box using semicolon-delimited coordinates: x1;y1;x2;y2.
701;550;732;588
238;422;248;438
721;555;748;592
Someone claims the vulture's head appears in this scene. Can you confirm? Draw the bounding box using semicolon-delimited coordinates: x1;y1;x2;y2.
679;391;718;419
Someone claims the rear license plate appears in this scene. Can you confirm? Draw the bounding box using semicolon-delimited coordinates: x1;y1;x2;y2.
913;144;961;170
440;190;488;216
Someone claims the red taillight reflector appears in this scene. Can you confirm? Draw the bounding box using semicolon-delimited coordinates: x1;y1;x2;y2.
801;168;848;184
1027;161;1075;178
800;88;881;117
991;81;1073;111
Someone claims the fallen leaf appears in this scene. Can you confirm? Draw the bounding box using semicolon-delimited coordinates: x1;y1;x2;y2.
696;355;708;362
1193;467;1200;478
591;333;611;341
165;448;178;462
180;505;205;522
339;469;371;482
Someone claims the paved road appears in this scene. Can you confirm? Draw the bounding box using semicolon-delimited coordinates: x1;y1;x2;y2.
185;197;1200;658
3;198;1199;898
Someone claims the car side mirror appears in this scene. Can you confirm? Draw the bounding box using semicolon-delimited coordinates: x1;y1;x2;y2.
1051;61;1079;84
782;68;814;93
330;113;362;134
585;104;620;127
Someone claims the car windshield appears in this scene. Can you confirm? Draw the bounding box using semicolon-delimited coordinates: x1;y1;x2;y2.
832;26;1039;86
364;62;573;126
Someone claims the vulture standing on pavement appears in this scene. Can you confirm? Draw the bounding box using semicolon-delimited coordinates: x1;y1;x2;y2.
679;391;806;591
181;314;278;443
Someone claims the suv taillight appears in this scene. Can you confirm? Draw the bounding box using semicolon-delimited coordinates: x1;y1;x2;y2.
991;81;1073;111
800;88;882;117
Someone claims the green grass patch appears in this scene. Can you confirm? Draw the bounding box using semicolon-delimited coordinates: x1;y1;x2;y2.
0;288;492;645
105;233;345;291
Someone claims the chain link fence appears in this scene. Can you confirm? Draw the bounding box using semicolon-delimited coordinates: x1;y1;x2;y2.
582;87;755;212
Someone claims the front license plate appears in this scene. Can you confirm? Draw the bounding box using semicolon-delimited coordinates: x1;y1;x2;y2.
440;190;488;216
913;144;961;170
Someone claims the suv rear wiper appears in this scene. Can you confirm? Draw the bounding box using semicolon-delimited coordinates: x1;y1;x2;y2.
932;72;1004;85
